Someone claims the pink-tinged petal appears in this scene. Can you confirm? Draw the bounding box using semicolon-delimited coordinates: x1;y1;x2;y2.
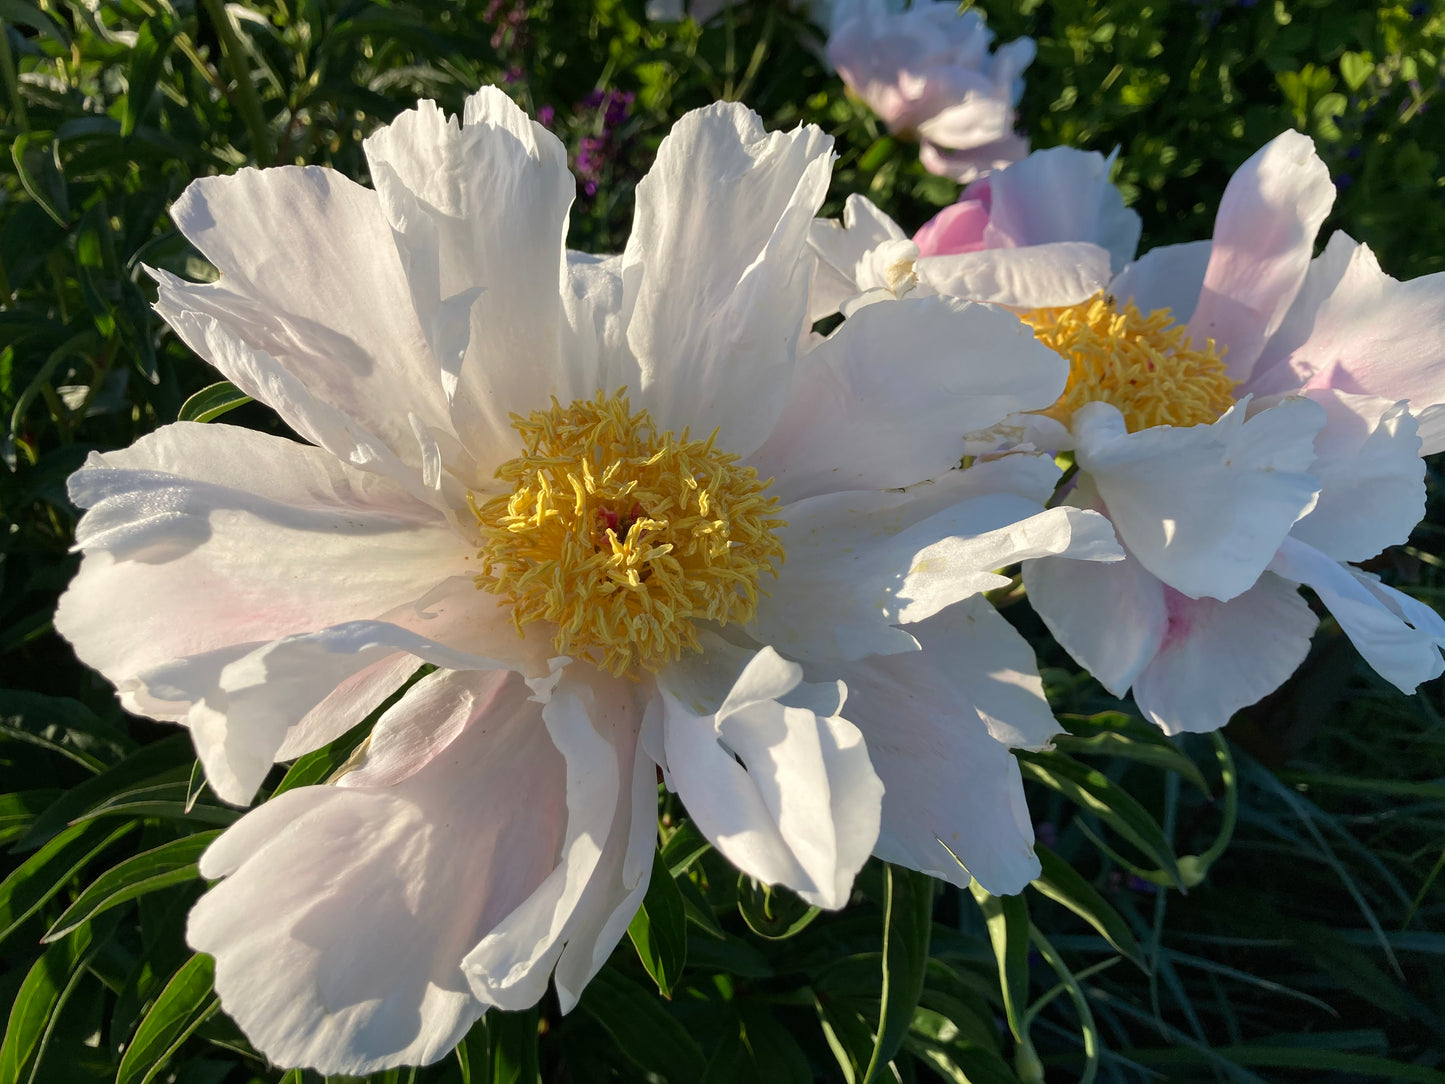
1290;391;1424;563
624;102;833;454
753;466;1119;664
1132;575;1317;735
462;667;653;1013
842;600;1043;894
1248;232;1445;454
188;669;571;1075
913;199;991;257
919;133;1029;185
1023;525;1168;697
659;642;882;909
981;147;1141;273
1075;398;1324;601
918;242;1112;310
362;89;580;472
749;294;1066;503
1108;240;1212;324
272;652;423;761
1269;538;1445;693
160;166;454;471
808;194;907;321
1186;131;1335;384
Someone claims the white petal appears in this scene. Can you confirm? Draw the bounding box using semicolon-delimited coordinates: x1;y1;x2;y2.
363;90;579;470
806;193;907;320
273;651;422;761
1269;538;1445;693
188;669;571;1075
1075;398;1324;600
1132;574;1317;735
747;294;1067;503
624;104;833;453
162;167;454;467
982;147;1142;273
658;644;882;909
1023;537;1167;697
1186;131;1335;384
842;602;1043;894
462;666;653;1013
917;241;1112;309
1108;240;1212;324
1289;391;1425;562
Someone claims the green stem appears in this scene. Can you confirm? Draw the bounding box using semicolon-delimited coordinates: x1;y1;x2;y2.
0;18;30;131
200;0;273;163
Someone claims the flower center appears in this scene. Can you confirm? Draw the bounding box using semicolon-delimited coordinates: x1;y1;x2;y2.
471;391;786;676
1021;292;1237;432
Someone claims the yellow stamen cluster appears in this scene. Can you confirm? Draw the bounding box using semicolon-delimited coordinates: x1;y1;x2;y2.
1022;292;1237;432
471;391;786;676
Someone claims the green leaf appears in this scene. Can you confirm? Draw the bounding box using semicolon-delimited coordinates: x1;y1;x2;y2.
123;17;176;137
0;917;107;1084
736;1003;813;1084
969;883;1030;1043
115;953;218;1084
660;818;711;875
0;820;136;947
0;792;61;848
1339;51;1373;92
486;1009;541;1084
578;968;706;1083
0;1;70;44
1016;750;1184;888
736;875;820;940
814;990;873;1084
1049;730;1209;794
863;865;933;1083
628;850;688;998
42;831;219;943
904;1007;1020;1084
1030;844;1145;969
9;134;68;229
176;381;253;424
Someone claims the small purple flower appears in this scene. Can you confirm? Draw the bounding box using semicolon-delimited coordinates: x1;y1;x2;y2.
1335;174;1353;190
1125;874;1158;895
537;105;554;127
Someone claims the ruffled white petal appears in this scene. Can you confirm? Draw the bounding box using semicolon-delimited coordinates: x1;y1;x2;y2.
748;294;1066;503
658;641;882;909
624;102;833;454
807;193;907;321
1185;131;1335;384
1289;391;1425;563
917;241;1112;310
188;669;572;1075
1074;398;1324;601
362;89;579;474
841;600;1043;894
1268;538;1445;693
1108;240;1212;325
1131;574;1317;735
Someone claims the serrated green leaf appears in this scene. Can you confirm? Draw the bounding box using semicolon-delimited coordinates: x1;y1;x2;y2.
579;968;706;1083
115;953;218;1084
1030;844;1146;969
628;850;688;998
0;820;136;948
42;831;219;943
176;381;252;424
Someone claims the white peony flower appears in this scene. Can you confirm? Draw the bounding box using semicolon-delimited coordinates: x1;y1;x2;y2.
827;0;1035;183
57;89;1120;1073
813;130;1445;734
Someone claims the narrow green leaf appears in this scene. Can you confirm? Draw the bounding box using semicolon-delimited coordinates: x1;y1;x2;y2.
1030;844;1145;969
863;865;933;1083
1050;730;1209;794
904;1008;1020;1084
579;968;706;1082
0;918;102;1084
736;1003;813;1084
813;991;872;1084
122;17;175;137
176;381;252;424
0;820;136;947
0;792;60;848
969;883;1031;1043
487;1008;540;1084
660;818;711;875
628;850;688;998
9;134;67;229
42;831;219;943
0;1;70;43
115;953;218;1084
1017;751;1184;888
736;875;820;941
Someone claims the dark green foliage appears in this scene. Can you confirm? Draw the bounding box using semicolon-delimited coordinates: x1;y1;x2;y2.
2;1;1444;1081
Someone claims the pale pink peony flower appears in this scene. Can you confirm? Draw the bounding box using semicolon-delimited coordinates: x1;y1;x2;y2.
57;89;1121;1073
827;0;1035;183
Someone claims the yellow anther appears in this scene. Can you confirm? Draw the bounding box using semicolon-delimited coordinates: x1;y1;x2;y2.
1022;292;1237;432
472;390;786;676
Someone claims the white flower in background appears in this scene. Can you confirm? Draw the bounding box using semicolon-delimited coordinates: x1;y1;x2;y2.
827;0;1035;183
811;130;1445;734
57;89;1120;1074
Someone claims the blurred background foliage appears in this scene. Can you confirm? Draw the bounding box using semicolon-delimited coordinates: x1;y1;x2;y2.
1;0;1444;1081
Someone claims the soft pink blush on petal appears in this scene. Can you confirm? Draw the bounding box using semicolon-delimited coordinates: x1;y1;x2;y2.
913;199;991;256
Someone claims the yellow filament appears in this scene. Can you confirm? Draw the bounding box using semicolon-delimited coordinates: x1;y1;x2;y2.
1022;292;1237;432
471;391;785;676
